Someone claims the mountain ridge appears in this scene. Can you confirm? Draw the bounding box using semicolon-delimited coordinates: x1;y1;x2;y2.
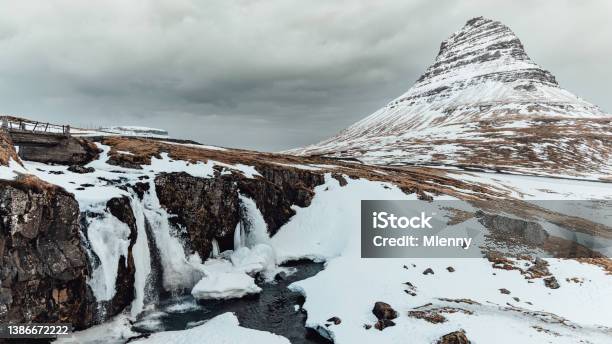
288;17;611;179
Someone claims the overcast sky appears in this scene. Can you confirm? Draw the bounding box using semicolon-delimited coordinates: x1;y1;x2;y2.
0;1;610;151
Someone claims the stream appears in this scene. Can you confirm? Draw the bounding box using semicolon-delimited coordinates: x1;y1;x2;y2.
131;260;331;344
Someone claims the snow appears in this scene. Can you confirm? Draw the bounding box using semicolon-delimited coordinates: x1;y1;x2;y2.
100;126;169;138
55;313;138;344
191;194;278;299
72;126;169;139
191;271;261;300
116;150;134;156
272;162;322;171
164;299;201;314
269;175;612;343
272;175;415;262
132;313;290;344
58;313;290;344
452;171;612;200
159;140;228;151
0;158;27;180
147;153;261;179
230;245;276;275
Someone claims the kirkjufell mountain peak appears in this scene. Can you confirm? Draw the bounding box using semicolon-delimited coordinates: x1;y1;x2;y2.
289;17;611;179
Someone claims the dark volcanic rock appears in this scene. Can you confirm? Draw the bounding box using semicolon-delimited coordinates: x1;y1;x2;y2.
374;319;396;331
0;179;94;329
237;165;324;235
326;316;341;325
155;172;240;258
331;173;348;186
154;166;324;259
544;276;560;289
102;196;138;316
68;165;95;174
15;136;100;165
423;268;435;275
372;301;398;320
130;182;150;200
437;330;471;344
499;288;511;295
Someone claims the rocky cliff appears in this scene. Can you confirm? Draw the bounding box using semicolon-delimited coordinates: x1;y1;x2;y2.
0;176;93;329
155;165;324;259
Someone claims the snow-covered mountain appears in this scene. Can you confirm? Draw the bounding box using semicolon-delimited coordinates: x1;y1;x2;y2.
289;17;612;179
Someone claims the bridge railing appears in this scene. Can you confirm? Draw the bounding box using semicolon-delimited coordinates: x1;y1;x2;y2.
1;116;70;136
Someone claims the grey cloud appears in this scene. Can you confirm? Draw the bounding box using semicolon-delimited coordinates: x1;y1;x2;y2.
0;0;609;151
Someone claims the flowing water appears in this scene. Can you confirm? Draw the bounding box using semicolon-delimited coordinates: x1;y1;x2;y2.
132;261;331;344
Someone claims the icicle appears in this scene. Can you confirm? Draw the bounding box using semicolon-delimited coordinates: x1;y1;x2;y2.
233;222;245;250
211;238;220;258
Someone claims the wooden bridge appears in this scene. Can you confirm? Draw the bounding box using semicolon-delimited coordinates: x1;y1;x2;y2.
1;116;70;137
0;116;96;164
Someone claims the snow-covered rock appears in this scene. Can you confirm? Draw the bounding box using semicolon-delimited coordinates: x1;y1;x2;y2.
289;17;612;179
191;272;261;300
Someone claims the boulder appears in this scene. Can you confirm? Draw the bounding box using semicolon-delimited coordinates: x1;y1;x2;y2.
326;316;342;325
423;268;435;275
436;330;470;344
372;301;398;320
374;319;396;331
67;165;95;174
544;276;560;289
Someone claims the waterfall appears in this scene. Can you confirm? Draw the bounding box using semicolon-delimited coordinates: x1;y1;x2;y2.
140;179;205;291
128;195;152;316
84;208;131;302
238;194;272;247
233;222;245;250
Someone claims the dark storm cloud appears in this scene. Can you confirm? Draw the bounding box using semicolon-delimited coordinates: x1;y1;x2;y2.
0;0;610;151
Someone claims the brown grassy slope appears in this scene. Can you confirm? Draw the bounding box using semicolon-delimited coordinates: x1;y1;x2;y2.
101;136;506;201
102;136;611;239
0;128;21;166
302;116;612;178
